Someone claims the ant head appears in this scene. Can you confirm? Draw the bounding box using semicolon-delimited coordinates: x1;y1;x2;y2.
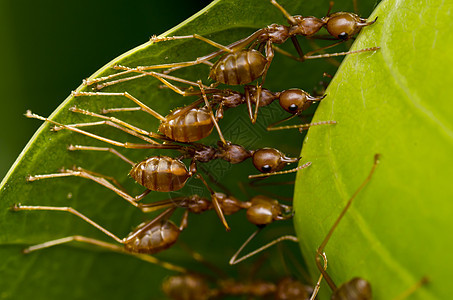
246;195;282;226
333;277;372;299
252;148;299;173
289;16;325;36
323;12;374;40
279;89;325;114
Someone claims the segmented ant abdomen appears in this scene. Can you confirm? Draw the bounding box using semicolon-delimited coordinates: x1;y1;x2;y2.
324;13;364;40
162;274;210;300
129;156;190;192
279;89;313;114
252;148;298;173
124;219;180;254
331;277;372;300
215;192;251;215
159;108;214;142
209;49;267;85
290;16;325;36
275;277;312;300
246;195;282;225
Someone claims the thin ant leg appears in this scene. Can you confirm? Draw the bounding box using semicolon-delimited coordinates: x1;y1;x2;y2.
392;277;429;300
270;0;297;25
304;46;380;60
22;235;186;273
96;68;212;93
267;120;337;131
101;107;142;114
314;154;381;293
27;167;142;208
229;228;298;265
68;106;163;141
197;80;226;145
252;40;274;123
194;172;230;231
25;111;163;150
150;33;234;53
68;145;135;166
53;114;159;145
72;91;167;122
11;205;185;272
248;161;312;179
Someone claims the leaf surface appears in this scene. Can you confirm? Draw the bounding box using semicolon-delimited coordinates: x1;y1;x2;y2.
295;0;452;298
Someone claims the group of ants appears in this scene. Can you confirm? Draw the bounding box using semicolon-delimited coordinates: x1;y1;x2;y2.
12;0;429;299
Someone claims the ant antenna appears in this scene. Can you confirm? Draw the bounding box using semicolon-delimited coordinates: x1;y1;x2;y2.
248;161;312;179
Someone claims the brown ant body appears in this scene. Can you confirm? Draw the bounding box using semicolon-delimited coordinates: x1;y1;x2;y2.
163;273;313;300
92;70;329;129
86;0;378;122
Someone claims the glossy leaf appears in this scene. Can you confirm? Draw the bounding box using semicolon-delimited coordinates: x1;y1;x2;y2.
295;0;452;299
1;0;383;299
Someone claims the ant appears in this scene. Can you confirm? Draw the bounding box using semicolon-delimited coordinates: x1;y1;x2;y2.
85;0;378;122
162;272;314;300
89;68;330;128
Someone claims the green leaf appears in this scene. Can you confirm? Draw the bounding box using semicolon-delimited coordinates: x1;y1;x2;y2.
0;0;392;299
295;0;452;299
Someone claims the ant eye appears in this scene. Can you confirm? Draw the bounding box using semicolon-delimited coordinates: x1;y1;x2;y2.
288;104;298;112
261;165;272;173
338;32;349;40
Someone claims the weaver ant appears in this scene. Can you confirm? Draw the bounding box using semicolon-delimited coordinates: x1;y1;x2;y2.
89;69;330;130
24;105;312;230
86;0;379;122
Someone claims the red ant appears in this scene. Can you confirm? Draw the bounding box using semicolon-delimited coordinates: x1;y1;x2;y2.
85;0;378;122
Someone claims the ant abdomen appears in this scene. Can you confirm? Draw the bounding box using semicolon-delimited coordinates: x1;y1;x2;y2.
124;219;180;254
159;107;214;142
331;277;372;300
209;49;267;85
162;274;211;300
129;156;190;192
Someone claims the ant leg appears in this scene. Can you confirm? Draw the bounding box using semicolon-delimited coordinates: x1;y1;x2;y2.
25;111;164;149
71;91;166;122
248;161;312;179
267;120;337;131
303;46;380;60
67;145;136;166
197;80;226;144
53;114;158;145
314;154;381;291
229;228;298;265
194;171;230;231
11;204;123;243
392;277;429;300
270;0;297;25
151;34;234;53
252;40;274;124
26;167;141;207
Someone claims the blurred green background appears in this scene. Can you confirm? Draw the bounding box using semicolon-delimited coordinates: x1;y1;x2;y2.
0;0;212;181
